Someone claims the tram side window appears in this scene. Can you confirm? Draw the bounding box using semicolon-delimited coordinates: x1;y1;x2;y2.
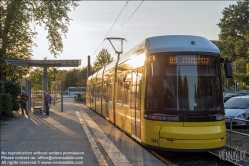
102;80;107;101
130;72;137;108
136;74;142;110
117;79;123;104
123;73;131;106
91;83;94;97
96;83;98;98
123;82;130;105
145;64;157;109
87;85;90;98
97;82;101;99
107;79;112;101
130;68;143;109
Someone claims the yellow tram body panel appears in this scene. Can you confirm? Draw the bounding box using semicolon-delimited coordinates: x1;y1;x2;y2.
141;120;226;150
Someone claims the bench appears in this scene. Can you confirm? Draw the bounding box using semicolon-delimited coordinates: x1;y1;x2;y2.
33;106;42;114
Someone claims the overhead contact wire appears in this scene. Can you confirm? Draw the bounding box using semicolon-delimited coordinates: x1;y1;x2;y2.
123;0;144;26
92;1;129;58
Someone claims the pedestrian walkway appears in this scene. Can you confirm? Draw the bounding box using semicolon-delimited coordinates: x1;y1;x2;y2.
1;98;166;166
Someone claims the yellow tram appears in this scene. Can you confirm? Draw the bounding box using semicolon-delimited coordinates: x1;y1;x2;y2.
86;35;232;151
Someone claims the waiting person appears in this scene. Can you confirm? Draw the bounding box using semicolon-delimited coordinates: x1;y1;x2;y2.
20;90;29;115
44;91;52;116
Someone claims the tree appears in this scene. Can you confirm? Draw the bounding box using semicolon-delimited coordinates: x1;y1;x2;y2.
92;49;114;73
28;68;43;91
65;68;82;89
80;66;88;87
217;0;249;91
4;77;21;110
0;0;78;92
28;68;70;92
216;0;249;62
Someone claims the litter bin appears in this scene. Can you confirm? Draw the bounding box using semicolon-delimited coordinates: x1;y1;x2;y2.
74;93;81;102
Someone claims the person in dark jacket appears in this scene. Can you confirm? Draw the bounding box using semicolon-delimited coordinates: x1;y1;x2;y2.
44;91;52;116
20;90;29;115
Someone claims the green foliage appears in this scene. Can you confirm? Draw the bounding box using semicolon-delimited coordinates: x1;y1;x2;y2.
28;68;43;91
234;58;247;73
28;68;71;92
1;0;79;86
79;93;86;102
65;68;83;89
92;49;114;73
81;67;88;87
233;73;249;89
0;96;2;116
217;0;249;62
4;77;21;110
217;0;249;91
0;93;13;117
63;67;88;89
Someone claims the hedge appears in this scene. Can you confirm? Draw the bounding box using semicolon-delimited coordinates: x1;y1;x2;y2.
0;93;13;117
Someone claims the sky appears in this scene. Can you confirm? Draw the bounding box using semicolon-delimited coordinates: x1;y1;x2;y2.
32;1;238;69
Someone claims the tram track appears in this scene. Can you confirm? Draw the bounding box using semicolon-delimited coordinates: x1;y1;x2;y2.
210;146;249;166
113;120;248;166
143;129;249;165
146;148;240;166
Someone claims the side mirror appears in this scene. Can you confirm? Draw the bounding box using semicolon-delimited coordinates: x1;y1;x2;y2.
223;57;232;78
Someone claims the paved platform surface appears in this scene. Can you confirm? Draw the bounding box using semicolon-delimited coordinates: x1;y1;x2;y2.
1;98;166;166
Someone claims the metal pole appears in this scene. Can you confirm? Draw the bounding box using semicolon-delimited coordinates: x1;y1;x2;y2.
227;81;228;93
230;118;232;146
26;79;31;113
105;37;126;125
87;55;91;78
234;62;236;93
61;81;64;112
54;68;56;105
42;66;48;112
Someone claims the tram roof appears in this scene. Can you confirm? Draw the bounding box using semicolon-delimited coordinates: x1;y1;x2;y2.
89;35;220;78
4;59;81;67
146;35;220;54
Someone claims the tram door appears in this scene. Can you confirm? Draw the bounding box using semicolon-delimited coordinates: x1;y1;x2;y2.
130;68;142;139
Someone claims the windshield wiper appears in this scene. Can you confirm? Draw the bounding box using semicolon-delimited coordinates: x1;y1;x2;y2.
201;107;209;116
201;98;212;116
225;107;239;109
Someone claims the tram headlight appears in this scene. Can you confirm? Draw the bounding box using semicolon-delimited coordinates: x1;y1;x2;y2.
214;114;226;120
166;116;180;121
144;113;180;121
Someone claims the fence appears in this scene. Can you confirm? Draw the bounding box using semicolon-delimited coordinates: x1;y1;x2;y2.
31;90;61;107
226;117;249;146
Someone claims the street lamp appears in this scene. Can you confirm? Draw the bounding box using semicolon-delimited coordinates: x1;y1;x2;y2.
105;37;126;125
234;61;236;93
237;82;240;92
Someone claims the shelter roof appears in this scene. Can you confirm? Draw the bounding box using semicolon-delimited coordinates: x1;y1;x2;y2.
4;59;81;67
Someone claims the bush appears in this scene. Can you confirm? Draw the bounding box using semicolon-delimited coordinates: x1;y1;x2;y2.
79;91;86;102
0;97;2;117
0;93;13;117
4;78;21;110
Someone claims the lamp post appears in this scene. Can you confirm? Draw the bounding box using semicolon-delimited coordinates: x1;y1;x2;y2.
227;81;228;93
237;82;240;92
105;37;126;125
68;78;70;96
53;68;56;105
234;61;236;93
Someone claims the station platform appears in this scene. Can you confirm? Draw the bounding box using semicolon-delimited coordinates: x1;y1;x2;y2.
0;98;166;166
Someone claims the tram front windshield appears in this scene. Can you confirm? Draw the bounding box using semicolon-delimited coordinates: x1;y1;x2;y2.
145;54;222;112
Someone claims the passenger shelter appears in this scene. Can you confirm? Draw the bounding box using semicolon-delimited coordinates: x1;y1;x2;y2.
4;59;81;112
